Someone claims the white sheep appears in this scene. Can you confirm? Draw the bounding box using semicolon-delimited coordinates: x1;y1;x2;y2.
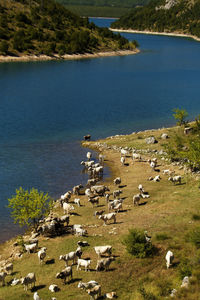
87;152;92;161
61;191;72;202
113;177;121;186
21;272;36;291
56;266;73;284
59;247;82;266
49;284;59;292
87;284;101;300
120;156;125;165
38;247;47;264
113;190;122;199
62;203;75;215
168;175;182;185
33;292;42;300
99;213;116;225
11;278;20;286
94;245;112;258
138;184;145;193
24;243;38;254
120;148;129;157
133;194;141;206
165;250;174;269
132;153;141;161
96;257;115;271
99;154;104;164
78;280;98;290
153;175;161;182
77;259;91;272
74;198;81;207
4;262;13;274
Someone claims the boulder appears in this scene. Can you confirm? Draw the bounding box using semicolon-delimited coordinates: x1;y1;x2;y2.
145;137;157;144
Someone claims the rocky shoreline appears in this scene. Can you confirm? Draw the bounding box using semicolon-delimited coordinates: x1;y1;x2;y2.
0;49;139;63
110;28;200;42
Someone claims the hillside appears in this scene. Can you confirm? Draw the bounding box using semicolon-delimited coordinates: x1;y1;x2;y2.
0;0;138;58
1;120;200;299
56;0;150;17
111;0;200;38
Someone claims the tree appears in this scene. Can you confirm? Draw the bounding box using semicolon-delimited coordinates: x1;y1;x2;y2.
8;187;53;228
0;41;9;54
173;108;188;126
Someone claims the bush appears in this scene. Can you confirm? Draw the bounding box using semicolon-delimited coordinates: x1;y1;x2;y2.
187;227;200;248
157;279;172;297
178;258;192;279
138;286;157;300
192;214;200;221
122;228;155;258
0;41;9;54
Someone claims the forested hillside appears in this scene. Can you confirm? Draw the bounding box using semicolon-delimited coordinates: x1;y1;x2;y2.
0;0;138;57
111;0;200;37
56;0;150;17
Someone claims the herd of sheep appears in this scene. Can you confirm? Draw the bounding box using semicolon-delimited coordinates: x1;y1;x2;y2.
0;146;185;299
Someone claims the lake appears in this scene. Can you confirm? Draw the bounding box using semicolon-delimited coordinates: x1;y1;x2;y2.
1;18;200;243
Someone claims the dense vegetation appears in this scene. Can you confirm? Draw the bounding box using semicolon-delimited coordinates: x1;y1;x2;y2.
111;0;200;38
56;0;150;17
0;0;138;57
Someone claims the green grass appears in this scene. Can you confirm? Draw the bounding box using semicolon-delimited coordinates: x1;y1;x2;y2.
2;124;200;299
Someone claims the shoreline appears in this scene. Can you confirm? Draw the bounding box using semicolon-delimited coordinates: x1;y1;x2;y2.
0;49;139;63
110;28;200;42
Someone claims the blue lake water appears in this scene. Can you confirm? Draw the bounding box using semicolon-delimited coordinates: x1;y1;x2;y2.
1;18;200;243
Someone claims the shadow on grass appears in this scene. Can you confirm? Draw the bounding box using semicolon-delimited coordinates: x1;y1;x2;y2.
119;185;127;188
31;285;46;292
69;278;82;284
139;201;148;206
71;212;81;216
46;258;55;265
124;163;129;166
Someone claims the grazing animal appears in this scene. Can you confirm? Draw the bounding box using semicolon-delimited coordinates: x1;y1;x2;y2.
96;257;115;271
75;227;87;236
94;210;104;217
24;243;38;254
138;184;145;193
61;191;72;202
113;177;121;186
165;250;174;269
99;213;116;225
78;280;98;290
132;153;141;161
84;135;91;141
168;175;182;185
59;247;82;266
87;152;92;160
56;266;73;284
38;247;47;264
59;215;70;226
88;197;99;207
104;292;117;299
108;200;122;212
87;178;97;187
87;284;101;300
120;156;125;165
62;203;75;215
163;169;174;176
21;272;36;291
73;184;83;195
33;292;42;300
77;259;91;272
91;185;110;196
74;198;81;207
49;284;59;292
94;245;112;258
133;194;141;206
11;278;21;286
0;271;7;286
113;190;122;199
77;241;89;247
105;193;110;203
153;175;161;182
4;263;13;274
120;148;129;157
150;161;156;170
85;188;95;198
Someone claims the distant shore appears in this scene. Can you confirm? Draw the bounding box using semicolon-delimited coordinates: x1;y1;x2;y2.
0;49;139;63
111;28;200;42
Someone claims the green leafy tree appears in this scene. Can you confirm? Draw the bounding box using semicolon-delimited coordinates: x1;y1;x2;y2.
173;108;188;126
8;187;53;228
0;41;9;54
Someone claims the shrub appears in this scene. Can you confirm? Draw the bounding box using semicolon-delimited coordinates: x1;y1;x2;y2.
138;286;157;300
187;227;200;248
157;279;172;297
0;41;9;54
178;258;192;279
192;214;200;221
122;228;155;258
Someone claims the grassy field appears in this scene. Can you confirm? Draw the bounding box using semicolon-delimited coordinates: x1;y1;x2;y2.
1;125;200;299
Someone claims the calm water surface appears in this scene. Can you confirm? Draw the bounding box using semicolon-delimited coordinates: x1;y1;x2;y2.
1;18;200;243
